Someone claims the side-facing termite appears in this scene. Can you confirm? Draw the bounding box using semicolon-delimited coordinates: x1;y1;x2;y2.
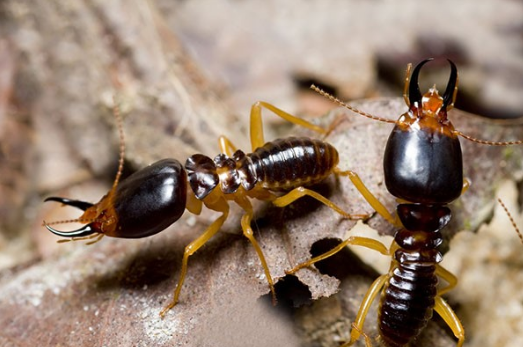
285;58;523;347
43;99;371;317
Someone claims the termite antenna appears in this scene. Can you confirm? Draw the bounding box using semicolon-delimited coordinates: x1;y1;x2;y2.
497;198;523;246
454;131;523;146
310;84;396;124
111;95;125;190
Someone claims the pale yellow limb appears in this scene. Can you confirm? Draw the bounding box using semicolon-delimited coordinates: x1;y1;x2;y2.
185;191;203;215
285;234;391;346
236;194;277;305
160;202;229;317
286;236;390;275
271;186;371;221
340;274;389;347
336;169;400;227
461;179;470;195
249;101;328;150
434;296;465;347
435;264;458;296
218;135;238;156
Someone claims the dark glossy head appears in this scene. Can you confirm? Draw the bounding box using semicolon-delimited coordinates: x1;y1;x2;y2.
384;59;463;204
45;159;188;239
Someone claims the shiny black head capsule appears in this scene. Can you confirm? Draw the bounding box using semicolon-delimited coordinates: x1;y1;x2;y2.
384;59;463;204
45;158;188;239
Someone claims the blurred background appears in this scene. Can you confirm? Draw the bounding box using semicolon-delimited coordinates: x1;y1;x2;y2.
0;0;522;346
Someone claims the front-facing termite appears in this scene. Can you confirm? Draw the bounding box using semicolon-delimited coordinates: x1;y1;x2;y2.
286;59;523;347
43;100;370;317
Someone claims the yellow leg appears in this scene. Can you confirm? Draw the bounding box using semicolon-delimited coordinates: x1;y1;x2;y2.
235;195;277;305
436;264;458;296
249;101;328;150
341;274;389;347
336;169;400;227
286;236;390;275
461;179;470;195
218;135;238;156
271;186;371;220
434;296;465;347
159;205;229;317
350;322;374;347
284;233;392;346
186;191;203;215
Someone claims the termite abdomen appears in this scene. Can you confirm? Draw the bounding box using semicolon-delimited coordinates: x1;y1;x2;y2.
249;137;339;190
378;261;438;347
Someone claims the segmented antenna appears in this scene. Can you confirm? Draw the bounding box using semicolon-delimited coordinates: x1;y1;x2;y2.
312;84;523;147
42;97;125;231
455;131;523;146
497;198;523;246
310;85;396;124
112;95;125;190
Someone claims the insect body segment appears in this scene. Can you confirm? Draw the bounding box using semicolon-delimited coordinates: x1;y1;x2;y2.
285;58;523;347
378;204;448;347
44;101;369;318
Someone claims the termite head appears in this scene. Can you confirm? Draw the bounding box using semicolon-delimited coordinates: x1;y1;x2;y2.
43;197;101;239
44;159;188;241
385;59;464;204
407;58;458;123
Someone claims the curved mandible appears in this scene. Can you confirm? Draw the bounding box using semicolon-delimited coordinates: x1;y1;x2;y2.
44;197;94;211
442;59;458;110
408;58;434;107
43;197;97;237
44;223;96;238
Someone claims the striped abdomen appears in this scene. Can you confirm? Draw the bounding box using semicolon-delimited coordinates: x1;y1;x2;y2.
185;137;338;199
377;204;448;347
247;137;339;190
378;252;439;347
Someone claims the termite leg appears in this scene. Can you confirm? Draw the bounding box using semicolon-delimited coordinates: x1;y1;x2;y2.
249;101;328;150
218;135;239;156
461;179;471;195
337;169;400;228
340;274;389;347
159;199;229;318
435;265;459;296
285;237;392;346
350;322;374;347
186;190;203;215
271;187;371;221
434;296;465;347
235;195;277;304
286;236;390;275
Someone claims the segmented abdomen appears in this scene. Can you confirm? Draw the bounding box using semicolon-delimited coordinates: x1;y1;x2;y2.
378;252;438;347
247;137;339;190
